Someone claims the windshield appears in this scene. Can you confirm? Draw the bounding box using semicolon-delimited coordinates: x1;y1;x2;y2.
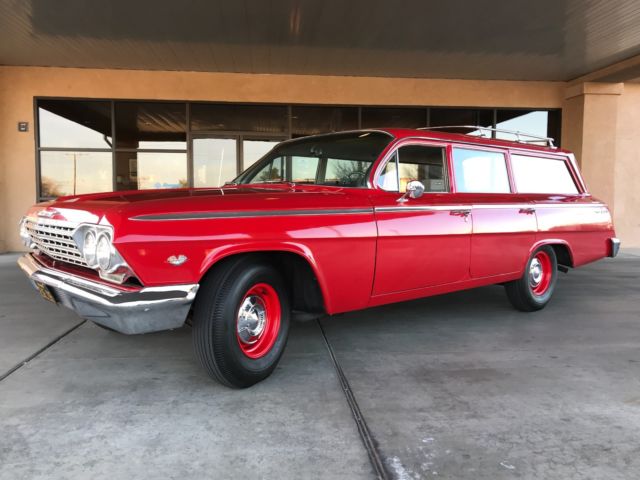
234;131;393;188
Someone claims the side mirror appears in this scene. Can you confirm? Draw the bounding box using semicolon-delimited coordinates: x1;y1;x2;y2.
397;180;425;203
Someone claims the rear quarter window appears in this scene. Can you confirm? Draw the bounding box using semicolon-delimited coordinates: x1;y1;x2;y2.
510;154;579;194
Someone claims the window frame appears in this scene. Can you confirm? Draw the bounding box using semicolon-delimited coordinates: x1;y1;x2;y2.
373;139;452;194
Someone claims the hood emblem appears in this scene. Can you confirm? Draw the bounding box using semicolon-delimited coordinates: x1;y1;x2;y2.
37;209;58;219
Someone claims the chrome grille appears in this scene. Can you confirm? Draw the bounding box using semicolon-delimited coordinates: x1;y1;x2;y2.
24;218;87;267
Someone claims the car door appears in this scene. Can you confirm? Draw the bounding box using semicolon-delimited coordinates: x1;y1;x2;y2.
450;146;537;278
369;141;472;296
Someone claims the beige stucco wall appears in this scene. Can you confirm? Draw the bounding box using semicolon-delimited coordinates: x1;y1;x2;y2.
614;83;640;246
0;66;568;252
561;82;640;247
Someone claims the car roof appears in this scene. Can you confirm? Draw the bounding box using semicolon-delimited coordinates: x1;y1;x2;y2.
376;127;571;155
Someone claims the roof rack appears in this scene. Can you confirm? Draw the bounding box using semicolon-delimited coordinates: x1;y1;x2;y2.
417;125;556;148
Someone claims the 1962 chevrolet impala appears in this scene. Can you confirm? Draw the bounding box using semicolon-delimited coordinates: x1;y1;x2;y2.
18;127;619;387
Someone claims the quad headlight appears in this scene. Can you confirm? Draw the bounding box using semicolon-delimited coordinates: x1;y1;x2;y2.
83;230;98;266
96;232;112;271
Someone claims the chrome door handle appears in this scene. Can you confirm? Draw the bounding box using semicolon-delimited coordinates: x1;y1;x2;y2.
519;207;536;214
450;209;471;216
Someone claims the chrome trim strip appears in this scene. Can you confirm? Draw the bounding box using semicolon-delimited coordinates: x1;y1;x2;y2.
131;208;374;221
375;203;606;213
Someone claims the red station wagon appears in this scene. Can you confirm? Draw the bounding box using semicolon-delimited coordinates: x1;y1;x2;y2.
18;127;620;387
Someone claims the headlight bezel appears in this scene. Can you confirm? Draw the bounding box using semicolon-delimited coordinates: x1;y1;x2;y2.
19;217;33;248
72;224;133;283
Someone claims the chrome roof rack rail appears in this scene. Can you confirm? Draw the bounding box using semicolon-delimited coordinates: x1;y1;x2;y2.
417;125;556;148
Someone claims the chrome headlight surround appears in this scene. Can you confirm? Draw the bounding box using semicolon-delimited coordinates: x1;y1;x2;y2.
72;224;133;283
19;217;33;248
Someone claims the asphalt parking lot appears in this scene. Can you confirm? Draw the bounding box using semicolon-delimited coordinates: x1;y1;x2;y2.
1;252;639;480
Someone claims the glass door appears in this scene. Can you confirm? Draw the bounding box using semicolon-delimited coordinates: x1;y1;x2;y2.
191;135;284;187
192;136;238;187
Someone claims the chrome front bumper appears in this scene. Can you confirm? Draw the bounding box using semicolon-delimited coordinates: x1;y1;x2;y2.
18;254;199;334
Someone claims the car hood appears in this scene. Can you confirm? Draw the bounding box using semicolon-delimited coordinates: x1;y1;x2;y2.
27;184;374;225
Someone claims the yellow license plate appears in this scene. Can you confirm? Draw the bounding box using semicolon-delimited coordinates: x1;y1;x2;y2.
34;281;57;304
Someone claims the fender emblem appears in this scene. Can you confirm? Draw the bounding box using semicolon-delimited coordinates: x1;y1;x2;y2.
166;254;188;266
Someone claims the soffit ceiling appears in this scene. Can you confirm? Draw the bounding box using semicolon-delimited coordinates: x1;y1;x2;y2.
1;0;640;81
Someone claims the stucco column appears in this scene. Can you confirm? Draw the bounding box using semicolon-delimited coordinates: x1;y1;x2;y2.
562;82;623;210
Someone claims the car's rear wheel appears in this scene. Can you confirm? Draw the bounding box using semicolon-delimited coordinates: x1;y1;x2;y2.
505;246;558;311
192;257;290;388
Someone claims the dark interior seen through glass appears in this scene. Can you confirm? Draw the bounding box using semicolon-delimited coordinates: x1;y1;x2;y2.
291;106;359;137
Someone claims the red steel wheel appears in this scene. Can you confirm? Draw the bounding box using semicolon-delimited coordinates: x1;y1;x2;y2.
505;245;558;312
236;283;282;359
529;250;553;296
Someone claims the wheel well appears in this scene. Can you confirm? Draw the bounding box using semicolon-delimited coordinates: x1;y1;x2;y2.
549;243;573;268
203;252;326;314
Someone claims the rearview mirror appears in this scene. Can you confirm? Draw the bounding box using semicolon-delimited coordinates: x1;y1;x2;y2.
397;180;425;203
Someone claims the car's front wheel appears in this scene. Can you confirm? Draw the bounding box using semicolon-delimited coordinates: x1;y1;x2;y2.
505;246;558;311
192;257;290;388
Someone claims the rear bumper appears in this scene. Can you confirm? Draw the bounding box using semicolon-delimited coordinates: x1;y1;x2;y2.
609;237;621;258
18;253;199;334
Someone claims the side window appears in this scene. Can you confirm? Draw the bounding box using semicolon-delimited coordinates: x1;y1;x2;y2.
510;154;579;194
452;148;510;193
377;153;399;191
290;156;319;183
377;145;448;193
324;158;369;186
248;157;285;183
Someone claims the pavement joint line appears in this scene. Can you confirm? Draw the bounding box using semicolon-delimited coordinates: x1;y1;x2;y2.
317;318;389;480
0;320;86;383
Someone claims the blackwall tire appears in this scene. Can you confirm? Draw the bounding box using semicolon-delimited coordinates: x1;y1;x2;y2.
192;257;290;388
505;246;558;312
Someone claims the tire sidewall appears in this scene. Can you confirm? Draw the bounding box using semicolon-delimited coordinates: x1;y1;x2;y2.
215;263;290;377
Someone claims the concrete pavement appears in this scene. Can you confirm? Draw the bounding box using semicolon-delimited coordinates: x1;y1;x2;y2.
1;252;638;479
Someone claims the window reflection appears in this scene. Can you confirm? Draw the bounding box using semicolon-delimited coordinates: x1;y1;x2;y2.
496;110;549;143
191;104;287;134
40;151;112;197
291;106;358;137
115;152;187;190
242;139;280;170
430;108;493;130
115;102;186;149
193;138;237;187
362;107;427;129
38;100;112;148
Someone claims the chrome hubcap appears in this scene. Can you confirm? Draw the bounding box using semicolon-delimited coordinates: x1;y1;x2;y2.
529;258;543;286
237;295;267;345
